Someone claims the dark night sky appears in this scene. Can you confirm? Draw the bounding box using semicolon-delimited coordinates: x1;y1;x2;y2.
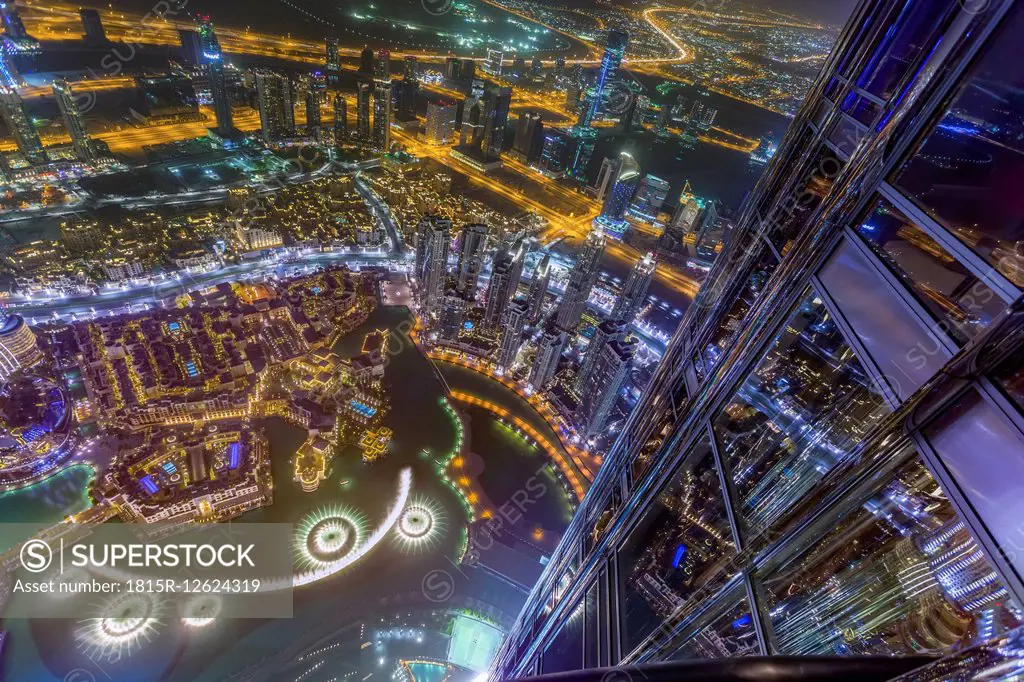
758;0;861;26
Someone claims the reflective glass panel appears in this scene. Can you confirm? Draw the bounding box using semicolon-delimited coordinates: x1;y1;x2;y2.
827;114;867;157
767;145;843;255
764;454;1021;656
820;239;951;400
542;600;585;674
925;389;1024;581
669;594;759;660
856;0;955;100
894;5;1024;287
715;290;890;534
856;197;1006;345
699;248;777;375
618;435;735;654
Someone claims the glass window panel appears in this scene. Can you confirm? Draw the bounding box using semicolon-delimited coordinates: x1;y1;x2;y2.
542;600;585;675
699;248;777;376
668;594;759;660
827;114;867;157
764;453;1021;656
995;350;1024;415
856;197;1006;345
811;100;830;128
893;5;1024;288
715;290;890;534
925;389;1024;581
824;77;842;101
856;0;956;100
820;239;951;400
584;582;599;667
841;92;882;127
767;145;843;255
618;435;736;654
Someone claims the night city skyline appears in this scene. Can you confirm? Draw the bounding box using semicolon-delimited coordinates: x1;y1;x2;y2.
0;1;1020;681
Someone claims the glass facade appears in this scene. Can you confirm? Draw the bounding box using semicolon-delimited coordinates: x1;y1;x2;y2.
855;197;1005;345
715;290;889;533
490;3;1024;681
617;435;735;652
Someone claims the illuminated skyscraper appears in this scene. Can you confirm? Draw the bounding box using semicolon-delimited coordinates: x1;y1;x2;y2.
484;240;525;330
688;88;717;131
305;88;322;140
555;227;605;331
484;49;503;76
579;337;635;437
439;289;469;340
255;70;294;141
581;29;628;128
325;37;340;71
199;18;236;138
481;84;512;160
52;78;97;162
530;322;567;389
0;87;45;165
525;253;551;324
417;216;451;313
595;151;641;235
498;299;529;368
333;94;347;147
610;252;655;324
627;174;670;224
425;100;457;146
374;75;393;150
375;49;390;81
491;3;1024;680
575;318;626;393
456;223;488;298
356;80;371;140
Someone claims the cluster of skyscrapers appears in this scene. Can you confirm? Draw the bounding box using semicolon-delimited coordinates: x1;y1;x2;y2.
413;210;656;438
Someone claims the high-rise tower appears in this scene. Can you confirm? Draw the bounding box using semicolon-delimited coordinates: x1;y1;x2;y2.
199;18;237;138
52;78;97;162
0;87;45;165
610;252;655;324
525;253;551;324
529;323;567;389
255;71;294;141
456;223;488;298
555;227;606;331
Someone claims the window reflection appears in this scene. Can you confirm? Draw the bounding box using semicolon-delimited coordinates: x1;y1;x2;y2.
764;455;1022;656
767;145;843;255
715;290;890;533
856;0;955;101
541;599;585;674
894;5;1024;287
699;248;777;377
856;197;1004;345
669;595;759;660
618;435;735;653
995;349;1024;414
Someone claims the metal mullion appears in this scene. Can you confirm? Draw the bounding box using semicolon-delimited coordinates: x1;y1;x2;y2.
879;183;1022;304
707;420;744;552
743;572;774;655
